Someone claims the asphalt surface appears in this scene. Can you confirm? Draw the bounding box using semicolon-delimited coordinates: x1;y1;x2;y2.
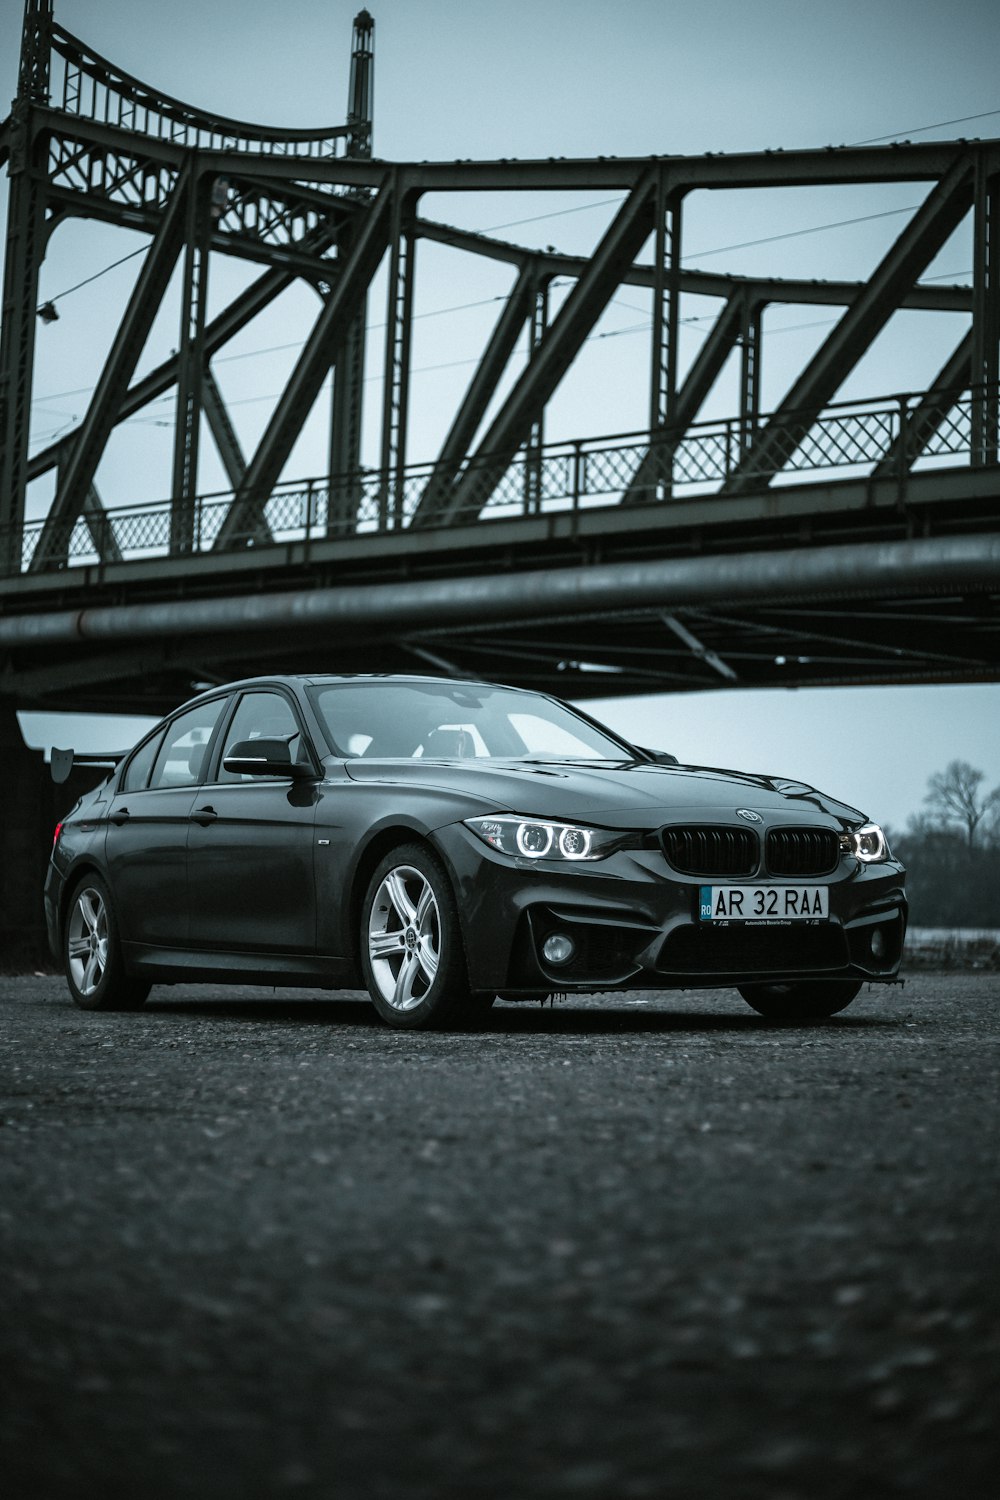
2;973;998;1500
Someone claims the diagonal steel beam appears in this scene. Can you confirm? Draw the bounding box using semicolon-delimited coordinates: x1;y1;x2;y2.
427;171;661;527
202;367;248;491
26;227;338;485
213;178;394;549
399;641;484;679
660;612;738;680
29;162;192;569
873;331;973;479
200;366;271;547
623;291;747;504
409;263;538;527
81;483;123;564
723;154;976;495
48;443;123;565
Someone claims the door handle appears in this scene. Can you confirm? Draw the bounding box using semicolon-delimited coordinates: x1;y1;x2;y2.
111;807;130;825
191;806;218;825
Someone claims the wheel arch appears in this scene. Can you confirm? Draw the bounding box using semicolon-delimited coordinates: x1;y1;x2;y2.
56;861;108;949
346;828;467;978
347;826;451;977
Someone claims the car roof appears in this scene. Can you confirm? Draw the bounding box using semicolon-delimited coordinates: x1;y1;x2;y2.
177;672;516;709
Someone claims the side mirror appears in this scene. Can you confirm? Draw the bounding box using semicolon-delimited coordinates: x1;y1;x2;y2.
223;738;313;779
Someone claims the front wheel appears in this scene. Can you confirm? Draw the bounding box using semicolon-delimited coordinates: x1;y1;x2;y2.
738;978;862;1020
64;875;150;1011
360;844;477;1030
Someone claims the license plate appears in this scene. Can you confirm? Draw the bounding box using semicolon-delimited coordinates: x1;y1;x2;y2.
699;885;829;922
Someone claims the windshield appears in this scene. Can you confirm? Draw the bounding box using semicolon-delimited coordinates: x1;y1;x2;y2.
308;681;636;762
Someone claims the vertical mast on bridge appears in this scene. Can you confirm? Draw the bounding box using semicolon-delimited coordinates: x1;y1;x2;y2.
329;9;375;524
347;9;374;161
0;0;53;572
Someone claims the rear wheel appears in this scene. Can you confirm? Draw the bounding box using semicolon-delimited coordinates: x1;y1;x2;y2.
360;844;482;1030
64;875;150;1012
738;978;862;1020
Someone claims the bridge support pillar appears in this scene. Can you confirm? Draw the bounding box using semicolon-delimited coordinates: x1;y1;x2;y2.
0;705;100;970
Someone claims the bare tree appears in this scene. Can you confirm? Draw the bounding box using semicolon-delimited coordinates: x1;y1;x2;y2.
923;760;1000;849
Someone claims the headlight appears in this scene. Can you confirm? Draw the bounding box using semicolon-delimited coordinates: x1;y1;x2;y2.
465;815;626;862
840;822;890;863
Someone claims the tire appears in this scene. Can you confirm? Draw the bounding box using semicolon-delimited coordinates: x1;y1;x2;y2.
737;978;862;1020
64;874;150;1012
360;844;477;1030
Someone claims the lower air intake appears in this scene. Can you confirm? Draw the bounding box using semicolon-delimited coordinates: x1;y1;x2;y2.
658;922;847;975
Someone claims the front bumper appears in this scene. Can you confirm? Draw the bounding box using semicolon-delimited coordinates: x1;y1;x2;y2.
434;825;907;994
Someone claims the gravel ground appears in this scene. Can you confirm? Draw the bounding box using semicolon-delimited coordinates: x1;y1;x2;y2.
1;973;998;1499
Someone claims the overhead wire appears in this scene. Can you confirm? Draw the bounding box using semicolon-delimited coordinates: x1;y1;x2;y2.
37;244;148;309
848;107;1000;147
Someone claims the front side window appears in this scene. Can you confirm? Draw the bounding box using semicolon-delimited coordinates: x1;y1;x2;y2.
216;691;303;783
148;699;226;789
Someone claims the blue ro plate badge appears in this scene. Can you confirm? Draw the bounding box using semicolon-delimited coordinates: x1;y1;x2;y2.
699;885;829;921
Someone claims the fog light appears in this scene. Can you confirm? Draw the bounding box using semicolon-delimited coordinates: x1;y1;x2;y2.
870;928;886;959
542;933;575;965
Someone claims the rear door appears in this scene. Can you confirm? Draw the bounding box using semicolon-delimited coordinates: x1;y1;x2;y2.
185;689;319;955
105;696;228;949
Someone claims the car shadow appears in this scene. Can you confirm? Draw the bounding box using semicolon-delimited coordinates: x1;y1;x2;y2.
141;990;901;1037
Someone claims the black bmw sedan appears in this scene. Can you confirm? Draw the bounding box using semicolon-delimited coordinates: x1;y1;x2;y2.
46;674;907;1029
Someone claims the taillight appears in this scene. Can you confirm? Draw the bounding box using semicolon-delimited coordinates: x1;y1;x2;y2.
53;821;63;848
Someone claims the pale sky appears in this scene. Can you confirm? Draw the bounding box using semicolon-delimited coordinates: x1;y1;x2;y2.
4;0;999;827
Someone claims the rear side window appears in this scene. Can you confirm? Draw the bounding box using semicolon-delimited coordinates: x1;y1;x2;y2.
121;731;165;793
148;699;226;789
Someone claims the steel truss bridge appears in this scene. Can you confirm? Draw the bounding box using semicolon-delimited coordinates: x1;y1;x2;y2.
1;0;999;714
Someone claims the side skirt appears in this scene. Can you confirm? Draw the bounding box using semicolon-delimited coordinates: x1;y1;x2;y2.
123;943;352;988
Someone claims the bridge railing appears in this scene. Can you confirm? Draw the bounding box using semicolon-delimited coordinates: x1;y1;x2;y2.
8;383;998;576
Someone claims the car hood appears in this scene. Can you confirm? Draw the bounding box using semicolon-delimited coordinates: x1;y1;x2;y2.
341;757;867;829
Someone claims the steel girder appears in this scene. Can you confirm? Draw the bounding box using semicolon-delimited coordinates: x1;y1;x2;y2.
723;156;977;495
1;1;374;572
329;5;372;554
417;262;539;522
2;533;997;652
873;332;973;481
413;216;972;311
202;368;248;493
25;232;339;488
408;172;661;528
971;156;1000;464
621;291;747;505
2;2;999;624
0;4;51;571
210;180;395;548
28;163;192;569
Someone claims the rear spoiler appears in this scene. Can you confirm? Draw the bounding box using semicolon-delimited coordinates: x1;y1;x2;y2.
50;748;127;785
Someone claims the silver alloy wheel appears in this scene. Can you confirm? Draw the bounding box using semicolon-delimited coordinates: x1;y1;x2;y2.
367;864;441;1011
67;885;110;998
